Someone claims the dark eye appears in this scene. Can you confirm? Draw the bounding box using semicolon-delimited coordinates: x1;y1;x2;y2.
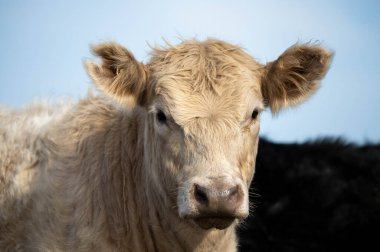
156;110;167;124
251;109;259;120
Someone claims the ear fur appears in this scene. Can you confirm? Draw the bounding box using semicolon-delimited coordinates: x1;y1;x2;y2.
261;44;333;113
85;42;149;107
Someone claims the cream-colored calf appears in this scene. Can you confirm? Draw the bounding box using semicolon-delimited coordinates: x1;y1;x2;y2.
0;39;332;251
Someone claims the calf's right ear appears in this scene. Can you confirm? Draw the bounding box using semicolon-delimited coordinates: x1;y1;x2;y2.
85;42;150;107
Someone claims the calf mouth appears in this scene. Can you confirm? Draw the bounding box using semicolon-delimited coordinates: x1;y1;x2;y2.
193;216;236;230
184;211;245;230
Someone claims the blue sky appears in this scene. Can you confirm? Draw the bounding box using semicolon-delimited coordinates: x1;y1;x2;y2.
1;0;379;144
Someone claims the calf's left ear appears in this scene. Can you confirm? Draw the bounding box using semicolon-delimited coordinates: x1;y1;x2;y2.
261;44;333;113
85;42;150;107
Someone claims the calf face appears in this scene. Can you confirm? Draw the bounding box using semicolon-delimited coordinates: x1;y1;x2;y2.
86;39;332;230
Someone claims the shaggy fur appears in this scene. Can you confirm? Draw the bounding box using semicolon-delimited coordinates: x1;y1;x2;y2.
0;39;331;251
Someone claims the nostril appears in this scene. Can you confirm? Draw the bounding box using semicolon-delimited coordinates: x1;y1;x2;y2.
228;186;238;199
226;185;242;205
194;184;209;206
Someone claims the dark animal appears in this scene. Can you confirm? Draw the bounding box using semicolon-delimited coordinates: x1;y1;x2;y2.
239;138;380;252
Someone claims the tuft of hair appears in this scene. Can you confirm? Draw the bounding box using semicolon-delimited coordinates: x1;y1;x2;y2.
148;39;260;95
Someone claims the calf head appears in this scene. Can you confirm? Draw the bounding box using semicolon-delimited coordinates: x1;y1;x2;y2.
86;39;332;230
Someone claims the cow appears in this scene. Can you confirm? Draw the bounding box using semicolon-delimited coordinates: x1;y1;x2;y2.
0;39;332;251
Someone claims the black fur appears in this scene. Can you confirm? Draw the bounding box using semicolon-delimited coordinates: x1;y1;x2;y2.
239;138;380;251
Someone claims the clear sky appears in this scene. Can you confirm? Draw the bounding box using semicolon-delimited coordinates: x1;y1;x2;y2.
1;0;379;144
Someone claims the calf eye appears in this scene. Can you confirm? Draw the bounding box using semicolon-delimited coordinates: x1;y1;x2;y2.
156;110;167;124
251;109;259;120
